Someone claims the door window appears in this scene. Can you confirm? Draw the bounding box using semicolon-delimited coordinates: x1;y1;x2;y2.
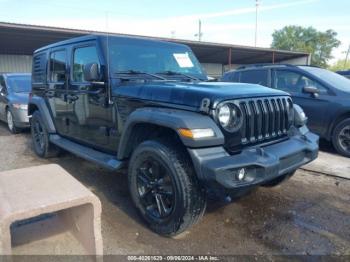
50;50;67;82
274;70;327;93
240;69;268;87
72;46;100;83
0;76;7;95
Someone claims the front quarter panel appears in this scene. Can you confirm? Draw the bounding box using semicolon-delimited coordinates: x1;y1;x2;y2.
117;107;224;159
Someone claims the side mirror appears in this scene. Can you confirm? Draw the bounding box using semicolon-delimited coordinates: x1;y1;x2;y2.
83;63;101;82
303;86;319;97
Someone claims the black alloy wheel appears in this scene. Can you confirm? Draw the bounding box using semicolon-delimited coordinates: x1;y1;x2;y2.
136;157;175;220
128;139;207;236
30;111;60;158
32;118;45;153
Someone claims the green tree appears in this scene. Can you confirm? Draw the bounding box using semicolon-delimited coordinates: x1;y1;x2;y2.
329;59;350;72
271;26;341;68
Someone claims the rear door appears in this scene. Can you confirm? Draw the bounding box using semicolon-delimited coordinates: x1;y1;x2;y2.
272;69;331;136
47;48;69;135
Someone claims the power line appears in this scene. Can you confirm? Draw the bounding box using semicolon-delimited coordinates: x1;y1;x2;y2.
344;44;350;69
255;0;259;47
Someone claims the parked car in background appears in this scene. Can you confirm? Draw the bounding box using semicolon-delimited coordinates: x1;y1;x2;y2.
337;70;350;79
222;64;350;157
0;73;31;133
28;36;318;236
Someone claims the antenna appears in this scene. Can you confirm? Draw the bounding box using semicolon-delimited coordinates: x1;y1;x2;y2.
105;11;113;104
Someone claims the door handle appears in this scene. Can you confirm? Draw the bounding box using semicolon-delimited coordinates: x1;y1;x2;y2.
66;94;79;103
45;90;55;98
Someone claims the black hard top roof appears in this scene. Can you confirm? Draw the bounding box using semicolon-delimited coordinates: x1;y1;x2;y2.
34;34;188;54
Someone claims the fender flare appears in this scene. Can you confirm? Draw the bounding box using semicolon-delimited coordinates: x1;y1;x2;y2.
117;107;224;159
28;96;56;133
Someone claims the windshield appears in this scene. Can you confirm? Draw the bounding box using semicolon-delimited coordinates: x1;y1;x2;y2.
108;39;207;80
7;75;31;93
299;66;350;92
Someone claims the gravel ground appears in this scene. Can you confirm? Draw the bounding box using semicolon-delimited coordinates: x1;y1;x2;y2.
0;123;349;256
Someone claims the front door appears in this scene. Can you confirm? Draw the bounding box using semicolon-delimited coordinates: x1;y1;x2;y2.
47;48;69;135
273;69;331;136
66;44;116;152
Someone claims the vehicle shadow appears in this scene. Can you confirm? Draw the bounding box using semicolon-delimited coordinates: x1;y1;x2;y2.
319;138;337;154
44;151;149;231
0;121;30;136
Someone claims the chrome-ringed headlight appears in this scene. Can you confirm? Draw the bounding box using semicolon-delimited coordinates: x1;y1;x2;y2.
216;102;243;132
218;104;230;127
293;104;308;127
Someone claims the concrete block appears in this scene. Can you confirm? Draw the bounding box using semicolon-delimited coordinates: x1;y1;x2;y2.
0;164;103;255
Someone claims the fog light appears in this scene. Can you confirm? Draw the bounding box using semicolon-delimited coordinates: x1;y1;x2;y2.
237;168;246;181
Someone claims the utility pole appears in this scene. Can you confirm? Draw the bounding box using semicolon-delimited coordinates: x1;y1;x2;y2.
344;44;350;69
195;19;203;41
255;0;259;47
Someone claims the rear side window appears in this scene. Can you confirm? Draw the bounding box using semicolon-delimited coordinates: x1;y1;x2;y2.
32;53;46;84
240;69;268;87
50;50;67;82
222;71;239;82
72;46;100;82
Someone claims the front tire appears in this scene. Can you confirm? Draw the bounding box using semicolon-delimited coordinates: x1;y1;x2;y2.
332;118;350;157
31;111;60;158
6;109;19;134
128;139;206;236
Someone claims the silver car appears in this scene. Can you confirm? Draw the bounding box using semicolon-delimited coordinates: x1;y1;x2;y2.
0;73;31;133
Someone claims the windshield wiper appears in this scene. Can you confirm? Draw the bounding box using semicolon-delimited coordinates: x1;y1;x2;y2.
114;70;166;80
156;71;200;81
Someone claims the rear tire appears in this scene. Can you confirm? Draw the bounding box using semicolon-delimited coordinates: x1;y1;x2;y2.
128;139;206;236
31;111;60;158
332;118;350;157
6;109;19;134
261;170;296;187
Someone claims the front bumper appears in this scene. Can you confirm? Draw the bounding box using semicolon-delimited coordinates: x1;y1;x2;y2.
11;107;30;128
188;126;319;189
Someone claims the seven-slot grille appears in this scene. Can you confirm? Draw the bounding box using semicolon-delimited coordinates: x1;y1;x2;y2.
238;96;292;144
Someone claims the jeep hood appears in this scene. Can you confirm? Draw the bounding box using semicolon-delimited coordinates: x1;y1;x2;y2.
112;80;288;109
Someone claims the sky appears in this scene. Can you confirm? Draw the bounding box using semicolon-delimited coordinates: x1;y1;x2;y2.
0;0;349;63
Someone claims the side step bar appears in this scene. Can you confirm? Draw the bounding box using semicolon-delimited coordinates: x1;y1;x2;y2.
49;134;123;170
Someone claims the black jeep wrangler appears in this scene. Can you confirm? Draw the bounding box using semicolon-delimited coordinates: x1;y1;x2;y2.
29;35;318;236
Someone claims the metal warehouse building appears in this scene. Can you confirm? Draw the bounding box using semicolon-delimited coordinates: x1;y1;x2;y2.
0;22;310;78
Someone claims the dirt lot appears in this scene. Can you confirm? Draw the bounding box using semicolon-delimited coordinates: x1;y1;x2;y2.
0;123;350;256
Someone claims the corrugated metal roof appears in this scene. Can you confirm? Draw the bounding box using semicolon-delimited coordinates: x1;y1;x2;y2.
0;21;309;64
